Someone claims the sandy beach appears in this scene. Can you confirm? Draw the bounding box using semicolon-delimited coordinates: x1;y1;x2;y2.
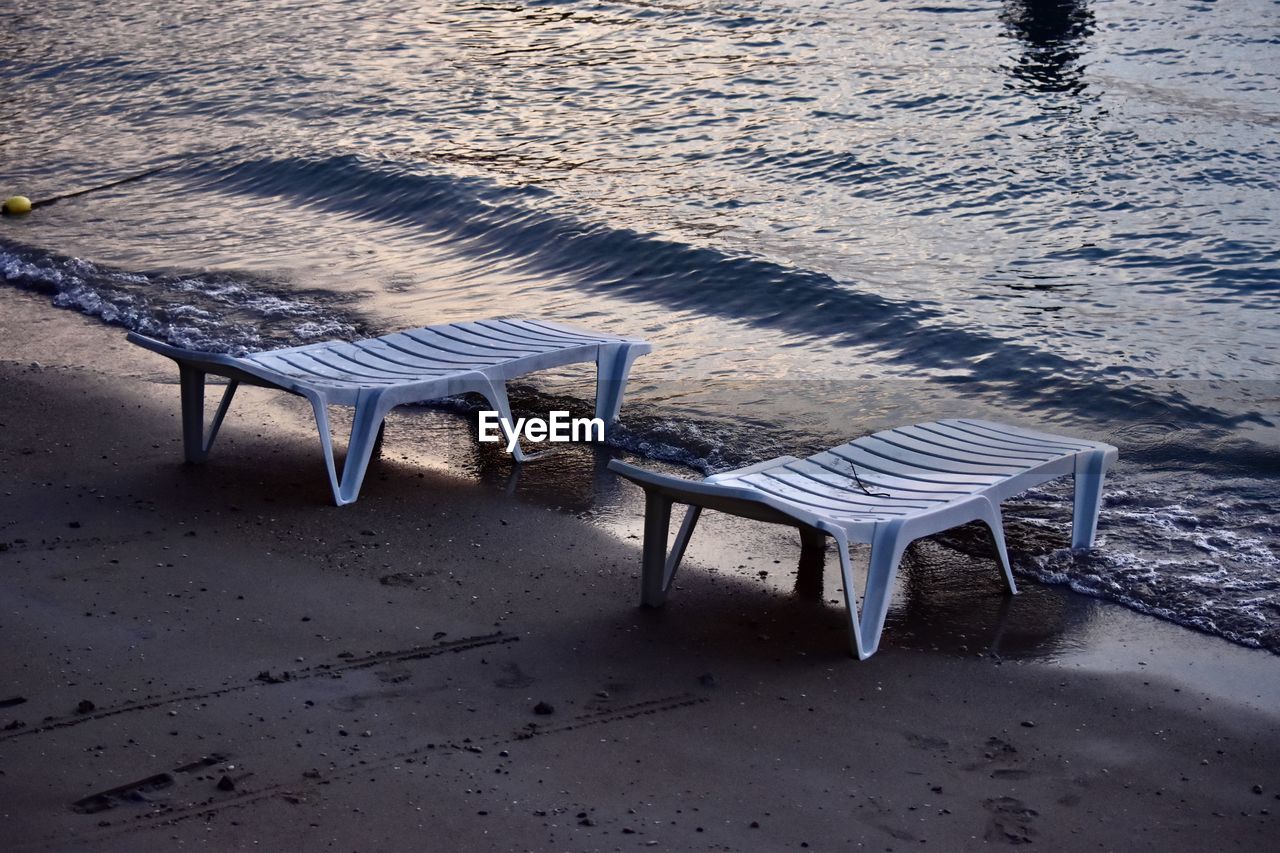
1;286;1277;851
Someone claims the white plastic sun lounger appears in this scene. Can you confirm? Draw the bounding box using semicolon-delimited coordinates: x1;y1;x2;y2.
129;318;650;505
609;419;1116;659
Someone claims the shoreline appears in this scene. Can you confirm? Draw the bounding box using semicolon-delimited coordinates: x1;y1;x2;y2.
2;287;1277;851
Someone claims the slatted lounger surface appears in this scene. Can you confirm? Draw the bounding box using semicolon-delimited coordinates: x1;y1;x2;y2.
129;318;650;505
609;419;1117;660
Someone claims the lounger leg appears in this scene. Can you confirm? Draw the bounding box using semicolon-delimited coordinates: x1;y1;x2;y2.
859;523;908;659
304;389;390;506
594;343;643;431
337;391;392;505
834;524;907;660
178;366;206;461
1071;449;1110;550
178;366;238;463
640;493;673;606
641;494;693;607
663;505;701;596
796;526;826;599
974;498;1017;595
306;393;342;502
799;526;827;569
832;532;867;659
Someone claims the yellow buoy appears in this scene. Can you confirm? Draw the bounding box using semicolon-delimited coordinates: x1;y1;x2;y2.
2;195;33;215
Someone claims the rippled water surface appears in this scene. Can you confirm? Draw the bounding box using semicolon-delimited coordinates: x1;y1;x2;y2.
2;0;1277;651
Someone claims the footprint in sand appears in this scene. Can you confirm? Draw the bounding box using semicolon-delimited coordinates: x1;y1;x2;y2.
983;796;1039;844
493;662;535;689
965;735;1032;779
904;732;950;751
991;768;1033;780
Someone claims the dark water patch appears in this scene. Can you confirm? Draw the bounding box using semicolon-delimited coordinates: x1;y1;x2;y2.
1001;0;1095;96
908;6;992;14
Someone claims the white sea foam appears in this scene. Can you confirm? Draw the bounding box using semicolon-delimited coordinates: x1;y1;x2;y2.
2;244;358;355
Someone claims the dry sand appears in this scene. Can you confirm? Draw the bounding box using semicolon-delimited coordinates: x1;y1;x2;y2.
1;287;1277;851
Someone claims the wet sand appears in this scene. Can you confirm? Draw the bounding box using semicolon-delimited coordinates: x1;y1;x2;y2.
1;287;1277;852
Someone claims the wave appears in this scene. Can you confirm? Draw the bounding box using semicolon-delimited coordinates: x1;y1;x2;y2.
0;238;365;354
186;152;1261;428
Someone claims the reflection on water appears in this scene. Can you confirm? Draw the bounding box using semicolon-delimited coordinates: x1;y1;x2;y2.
1002;0;1095;95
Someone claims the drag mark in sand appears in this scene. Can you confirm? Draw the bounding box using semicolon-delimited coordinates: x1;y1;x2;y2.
35;693;711;850
498;692;710;743
0;632;516;742
69;753;229;815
